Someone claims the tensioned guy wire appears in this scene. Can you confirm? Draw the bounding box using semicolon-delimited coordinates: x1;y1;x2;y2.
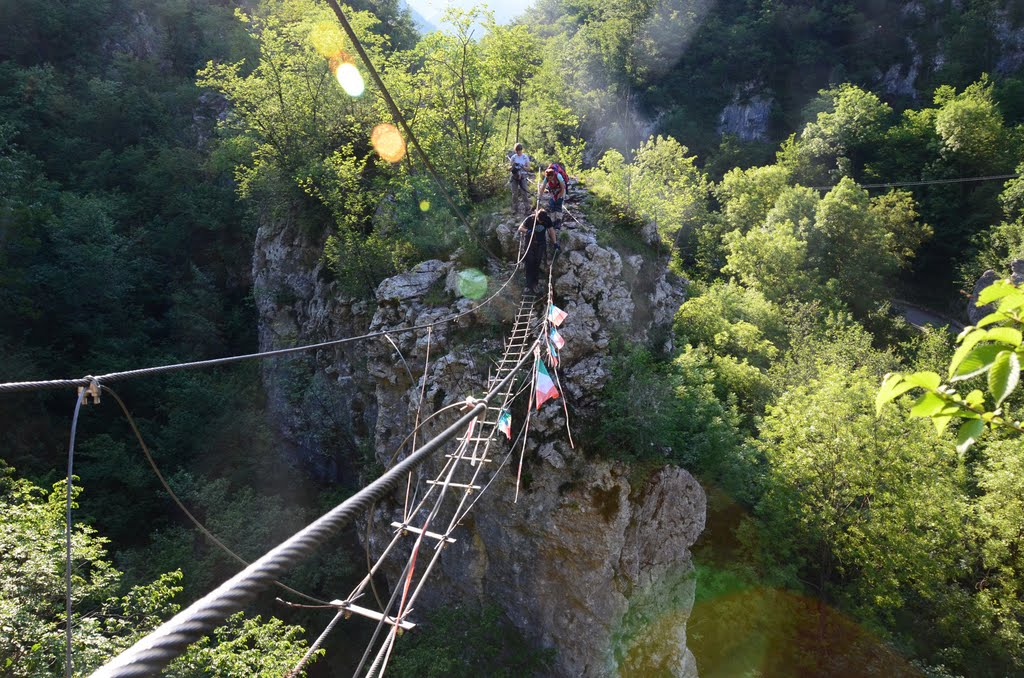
0;223;536;396
91;341;538;678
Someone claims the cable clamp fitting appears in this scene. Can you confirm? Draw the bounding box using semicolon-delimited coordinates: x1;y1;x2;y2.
77;378;101;405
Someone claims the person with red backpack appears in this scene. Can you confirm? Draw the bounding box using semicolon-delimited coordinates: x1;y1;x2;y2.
543;162;568;223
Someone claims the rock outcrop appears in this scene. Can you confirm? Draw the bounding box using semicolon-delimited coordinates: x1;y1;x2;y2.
253;190;703;676
968;260;1024;323
717;89;773;142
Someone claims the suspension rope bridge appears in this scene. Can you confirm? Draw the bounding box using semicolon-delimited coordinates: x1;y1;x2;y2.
78;222;562;676
0;0;571;671
90;283;552;676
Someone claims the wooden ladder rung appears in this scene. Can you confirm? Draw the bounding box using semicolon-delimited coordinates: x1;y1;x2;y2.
425;480;482;490
445;454;494;462
390;522;456;543
332;601;416;630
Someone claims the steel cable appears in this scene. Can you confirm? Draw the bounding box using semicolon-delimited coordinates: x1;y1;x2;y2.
91;342;537;678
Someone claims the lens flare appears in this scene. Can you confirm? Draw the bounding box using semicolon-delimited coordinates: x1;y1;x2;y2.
309;22;346;57
371;124;406;163
457;269;488;299
334;62;365;97
419;200;430;212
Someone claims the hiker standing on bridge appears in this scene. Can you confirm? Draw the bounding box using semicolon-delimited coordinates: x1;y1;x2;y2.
508;143;532;215
517;208;558;295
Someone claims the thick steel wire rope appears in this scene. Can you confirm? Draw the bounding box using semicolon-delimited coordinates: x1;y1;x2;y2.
101;385;330;606
0;226;536;396
809;172;1021;191
91;343;537;678
93;402;485;678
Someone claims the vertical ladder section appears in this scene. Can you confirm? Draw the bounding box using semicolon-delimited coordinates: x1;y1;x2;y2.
339;290;540;637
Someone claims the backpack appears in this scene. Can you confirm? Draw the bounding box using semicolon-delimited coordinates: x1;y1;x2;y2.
546;162;568;191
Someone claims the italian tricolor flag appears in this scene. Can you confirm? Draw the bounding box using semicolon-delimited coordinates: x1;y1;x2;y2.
535;360;560;409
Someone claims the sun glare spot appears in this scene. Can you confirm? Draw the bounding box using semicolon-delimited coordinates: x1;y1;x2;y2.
309;23;346;57
371;124;406;163
457;269;488;299
334;62;365;97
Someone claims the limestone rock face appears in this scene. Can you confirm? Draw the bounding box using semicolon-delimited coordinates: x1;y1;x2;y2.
370;460;706;678
717;90;773;142
969;261;1024;324
252;208;376;482
253;190;702;677
362;207;699;676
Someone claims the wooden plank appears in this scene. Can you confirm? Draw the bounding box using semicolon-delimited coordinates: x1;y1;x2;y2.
330;601;416;630
390;522;456;543
445;454;493;462
425;480;481;490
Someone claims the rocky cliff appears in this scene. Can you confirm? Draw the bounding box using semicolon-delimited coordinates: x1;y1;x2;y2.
253;191;704;676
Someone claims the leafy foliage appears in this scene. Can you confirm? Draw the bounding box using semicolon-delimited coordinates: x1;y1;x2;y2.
877;279;1024;453
586;135;711;252
0;472;312;677
388;605;554;678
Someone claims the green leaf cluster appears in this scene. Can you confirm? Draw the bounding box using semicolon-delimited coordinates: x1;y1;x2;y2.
877;280;1024;453
0;471;312;677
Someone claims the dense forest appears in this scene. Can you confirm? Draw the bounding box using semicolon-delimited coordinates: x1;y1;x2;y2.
3;0;1024;675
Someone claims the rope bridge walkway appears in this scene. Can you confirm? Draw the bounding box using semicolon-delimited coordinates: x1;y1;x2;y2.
337;292;542;677
90;287;551;678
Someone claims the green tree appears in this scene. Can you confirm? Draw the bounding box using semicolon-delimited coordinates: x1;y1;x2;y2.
934;76;1008;172
715;164;791;234
810;178;889;290
970;438;1024;669
586;135;710;255
723;220;815;304
0;471;312;676
393;7;502;200
754;365;966;633
673;281;787;368
794;84;893;183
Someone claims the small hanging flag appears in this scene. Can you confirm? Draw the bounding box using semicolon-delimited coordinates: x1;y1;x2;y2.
547;339;559;368
497;409;512;440
549;327;565;350
548;303;568;327
535;359;560;409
